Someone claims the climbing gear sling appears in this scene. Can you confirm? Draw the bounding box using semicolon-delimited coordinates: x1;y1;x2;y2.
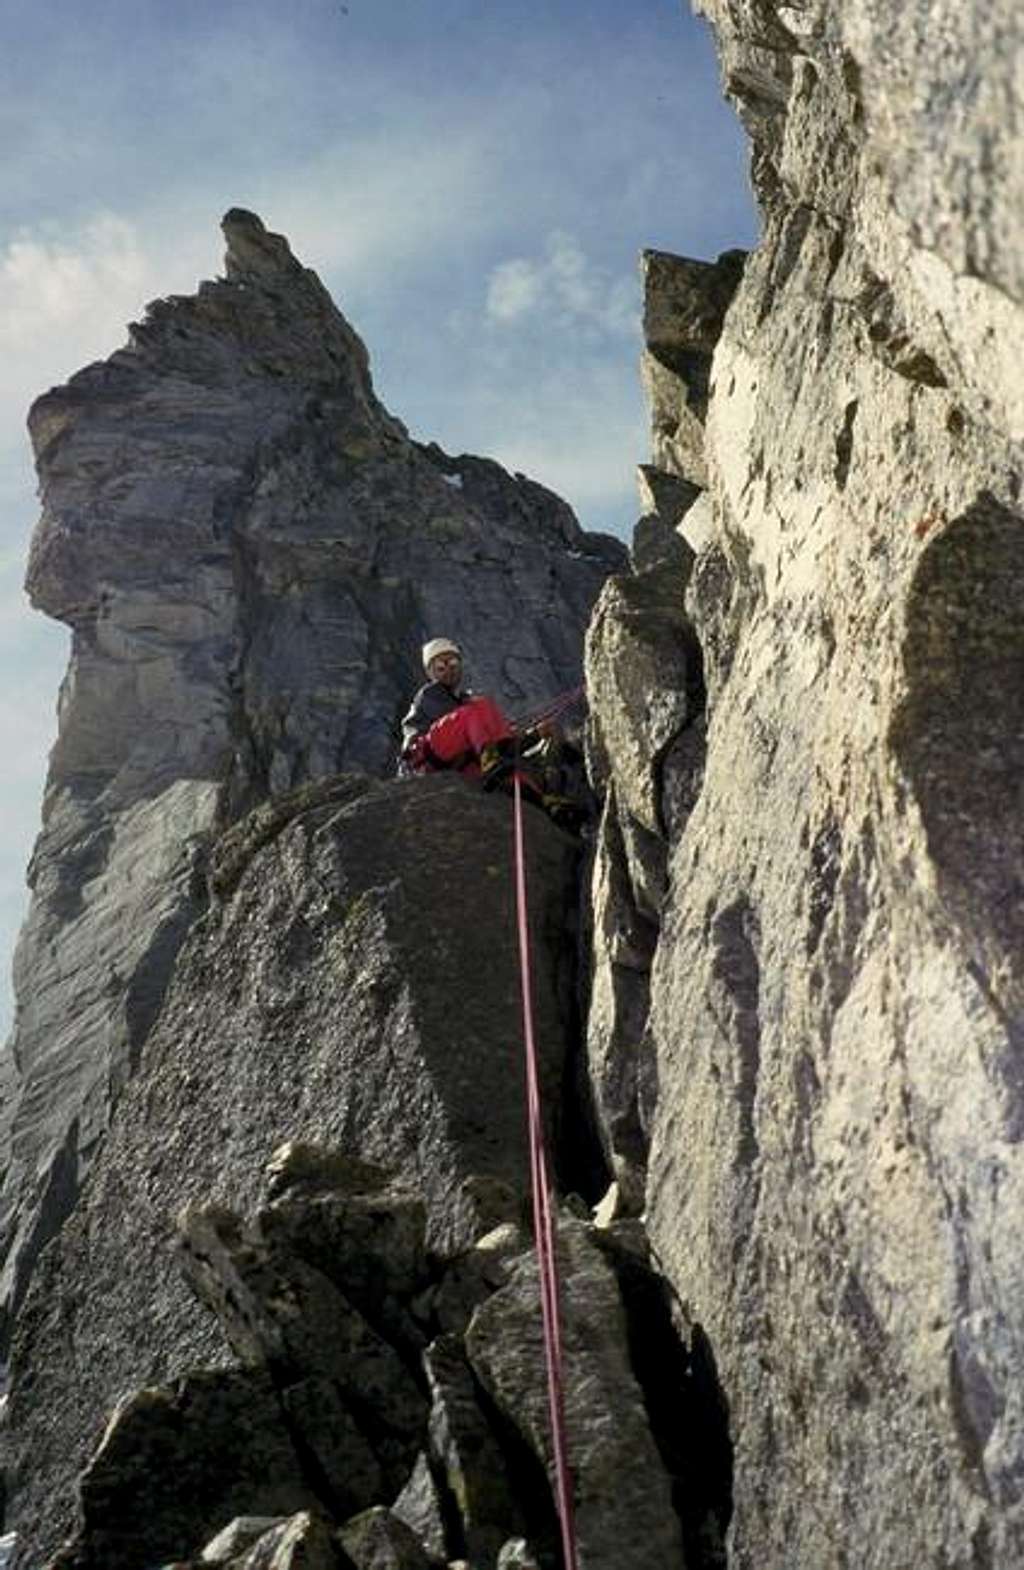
512;770;580;1570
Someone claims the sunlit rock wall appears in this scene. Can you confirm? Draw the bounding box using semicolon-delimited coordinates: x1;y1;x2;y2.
640;1;1024;1565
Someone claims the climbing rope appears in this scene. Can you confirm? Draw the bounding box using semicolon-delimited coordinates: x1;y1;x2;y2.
514;683;586;735
511;770;580;1570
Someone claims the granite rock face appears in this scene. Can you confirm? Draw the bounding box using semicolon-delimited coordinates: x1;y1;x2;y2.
4;776;585;1564
582;249;735;1204
634;2;1024;1566
0;209;624;1349
6;2;1024;1565
465;1218;687;1570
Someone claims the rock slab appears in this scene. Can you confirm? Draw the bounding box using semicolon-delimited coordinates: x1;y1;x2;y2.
5;776;580;1564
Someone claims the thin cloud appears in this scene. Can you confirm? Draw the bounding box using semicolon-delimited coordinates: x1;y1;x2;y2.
487;259;544;322
485;230;641;339
0;214;146;349
0;211;219;444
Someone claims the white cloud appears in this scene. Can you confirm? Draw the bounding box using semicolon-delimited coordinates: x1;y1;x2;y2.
484;230;641;339
0;215;146;350
486;258;544;322
0;210;220;449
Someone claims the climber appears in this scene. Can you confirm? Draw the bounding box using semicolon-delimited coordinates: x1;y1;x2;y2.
399;637;595;836
400;638;547;788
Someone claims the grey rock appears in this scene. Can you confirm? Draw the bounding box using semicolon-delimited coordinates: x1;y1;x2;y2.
642;248;747;364
639;247;745;492
635;467;702;535
200;1517;288;1563
0;779;213;1351
43;1370;323;1570
841;4;1024;305
176;1204;425;1480
0;208;624;1349
643;348;710;490
431;1223;532;1339
337;1507;434;1570
495;1541;540;1570
422;1334;527;1565
673;491;714;556
449;1175;525;1242
264;1140;393;1202
630;510;696;581
279;1377;389;1518
645;0;1024;1565
583;793;659;1196
583;536;704;1185
390;1453;447;1564
6;777;579;1565
465;1217;685;1570
224;1512;346;1570
585;551;702;838
254;1162;429;1359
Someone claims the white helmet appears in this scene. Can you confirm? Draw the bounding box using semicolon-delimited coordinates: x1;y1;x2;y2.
422;638;462;673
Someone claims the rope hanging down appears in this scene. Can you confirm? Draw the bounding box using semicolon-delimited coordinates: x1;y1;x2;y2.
511;771;580;1570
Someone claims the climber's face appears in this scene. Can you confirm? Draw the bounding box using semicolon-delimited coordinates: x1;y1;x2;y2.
428;652;462;689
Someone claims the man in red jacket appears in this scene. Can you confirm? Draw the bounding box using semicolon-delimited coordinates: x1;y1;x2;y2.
400;638;534;784
400;638;589;834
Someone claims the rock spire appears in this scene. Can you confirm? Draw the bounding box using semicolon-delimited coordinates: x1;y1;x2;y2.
0;209;624;1356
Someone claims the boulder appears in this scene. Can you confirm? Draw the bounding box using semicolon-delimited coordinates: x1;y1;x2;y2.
496;1543;541;1570
254;1156;429;1362
200;1517;290;1563
177;1204;425;1493
220;1512;345;1570
640;247;745;491
44;1371;323;1570
465;1217;686;1570
4;776;580;1565
337;1508;435;1570
389;1455;447;1565
421;1334;528;1565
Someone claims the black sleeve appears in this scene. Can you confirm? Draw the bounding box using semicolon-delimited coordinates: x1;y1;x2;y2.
401;683;459;748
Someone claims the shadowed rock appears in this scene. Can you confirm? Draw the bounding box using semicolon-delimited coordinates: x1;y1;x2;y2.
4;776;581;1564
212;1511;346;1569
465;1217;686;1570
584;515;705;1199
45;1371;324;1570
0;208;625;1352
338;1507;435;1570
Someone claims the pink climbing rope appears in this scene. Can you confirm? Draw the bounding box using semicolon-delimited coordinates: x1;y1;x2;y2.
511;771;580;1570
514;684;586;734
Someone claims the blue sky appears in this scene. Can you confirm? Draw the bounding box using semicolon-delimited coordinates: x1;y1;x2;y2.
0;0;755;1031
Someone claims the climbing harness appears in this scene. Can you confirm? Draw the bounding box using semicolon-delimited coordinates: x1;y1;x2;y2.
512;769;580;1570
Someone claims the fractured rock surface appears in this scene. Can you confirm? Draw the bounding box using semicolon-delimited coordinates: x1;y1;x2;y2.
5;2;1024;1566
583;249;726;1204
641;2;1024;1566
466;1218;686;1570
0;208;624;1348
5;776;581;1563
